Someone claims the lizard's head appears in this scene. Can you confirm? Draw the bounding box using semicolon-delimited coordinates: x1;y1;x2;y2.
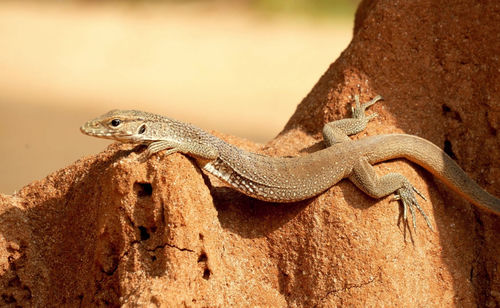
81;109;156;143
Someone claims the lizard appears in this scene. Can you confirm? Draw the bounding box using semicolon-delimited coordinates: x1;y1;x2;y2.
80;95;500;230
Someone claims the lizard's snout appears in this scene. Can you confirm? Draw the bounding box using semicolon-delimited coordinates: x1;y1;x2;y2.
80;121;108;137
80;124;91;135
80;121;95;135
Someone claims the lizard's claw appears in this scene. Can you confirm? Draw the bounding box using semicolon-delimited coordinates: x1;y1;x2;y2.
361;95;383;110
394;182;433;232
141;146;179;162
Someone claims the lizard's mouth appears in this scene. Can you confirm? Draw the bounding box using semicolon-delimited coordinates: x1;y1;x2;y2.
80;125;113;137
80;123;136;142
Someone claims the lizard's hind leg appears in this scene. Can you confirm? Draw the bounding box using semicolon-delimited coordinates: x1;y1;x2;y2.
348;157;433;231
322;95;382;146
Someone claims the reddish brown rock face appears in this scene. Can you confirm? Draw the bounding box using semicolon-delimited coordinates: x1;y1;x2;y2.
1;0;499;306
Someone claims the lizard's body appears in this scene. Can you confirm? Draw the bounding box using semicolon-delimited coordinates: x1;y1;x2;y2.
81;96;500;229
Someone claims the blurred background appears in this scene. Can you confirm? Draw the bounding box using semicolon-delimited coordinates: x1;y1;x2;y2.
0;0;357;194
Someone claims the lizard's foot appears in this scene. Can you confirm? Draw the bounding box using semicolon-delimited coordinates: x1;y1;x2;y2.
137;142;179;162
394;182;433;231
351;95;383;121
322;94;384;143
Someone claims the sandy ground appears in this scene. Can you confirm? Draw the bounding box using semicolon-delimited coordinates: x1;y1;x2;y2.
0;2;353;194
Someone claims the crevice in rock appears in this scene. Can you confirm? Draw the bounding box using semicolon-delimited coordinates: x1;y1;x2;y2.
443;139;457;160
101;241;139;276
100;239;194;278
147;242;194;254
316;272;379;307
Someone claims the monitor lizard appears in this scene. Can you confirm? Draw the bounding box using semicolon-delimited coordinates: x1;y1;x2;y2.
80;95;500;230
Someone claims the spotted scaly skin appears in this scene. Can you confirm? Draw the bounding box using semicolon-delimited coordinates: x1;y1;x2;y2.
81;96;500;231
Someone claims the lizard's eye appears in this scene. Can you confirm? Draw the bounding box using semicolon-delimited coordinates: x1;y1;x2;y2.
110;119;121;127
138;124;146;134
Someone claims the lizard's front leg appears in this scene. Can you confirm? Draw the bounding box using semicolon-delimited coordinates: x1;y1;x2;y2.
348;157;433;231
145;140;219;160
322;95;382;146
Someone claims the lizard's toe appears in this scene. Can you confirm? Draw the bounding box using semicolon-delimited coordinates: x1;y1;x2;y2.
351;95;383;120
395;182;433;232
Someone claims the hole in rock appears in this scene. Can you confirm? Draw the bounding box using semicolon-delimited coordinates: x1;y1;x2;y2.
197;252;208;263
203;268;211;280
139;226;150;241
134;182;153;197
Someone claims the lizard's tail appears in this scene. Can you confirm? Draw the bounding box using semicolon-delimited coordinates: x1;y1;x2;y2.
363;134;500;214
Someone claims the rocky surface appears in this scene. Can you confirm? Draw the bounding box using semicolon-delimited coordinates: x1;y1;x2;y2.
1;0;499;306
